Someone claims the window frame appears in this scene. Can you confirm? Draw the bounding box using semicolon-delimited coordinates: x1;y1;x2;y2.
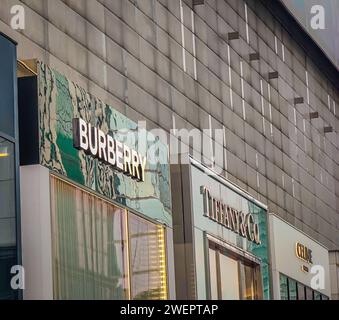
206;234;263;300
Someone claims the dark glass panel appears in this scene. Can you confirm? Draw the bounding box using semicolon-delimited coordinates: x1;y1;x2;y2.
0;35;16;137
288;278;297;300
297;282;306;300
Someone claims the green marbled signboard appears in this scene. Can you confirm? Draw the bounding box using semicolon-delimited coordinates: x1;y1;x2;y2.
37;62;172;226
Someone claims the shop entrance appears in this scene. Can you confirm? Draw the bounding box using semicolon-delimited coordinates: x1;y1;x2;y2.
208;240;263;300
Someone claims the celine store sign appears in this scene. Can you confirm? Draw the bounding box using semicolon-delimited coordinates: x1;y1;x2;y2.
295;242;313;272
295;242;313;264
73;118;147;182
200;186;261;244
269;213;331;299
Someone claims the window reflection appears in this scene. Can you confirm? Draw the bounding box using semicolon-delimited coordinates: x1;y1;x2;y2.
0;139;16;247
279;273;328;300
0;138;17;300
208;241;263;300
305;286;313;300
219;253;240;299
297;282;305;300
288;278;297;300
314;291;321;300
50;175;168;300
129;214;167;300
51;175;129;299
279;274;288;300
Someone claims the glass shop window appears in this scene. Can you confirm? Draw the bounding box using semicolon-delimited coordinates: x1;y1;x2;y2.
279;273;329;300
305;286;313;300
0;138;17;300
0;139;16;247
128;213;167;300
314;291;321;300
288;278;297;300
50;175;167;300
209;247;218;300
208;241;263;300
219;252;240;299
279;274;288;300
297;282;306;300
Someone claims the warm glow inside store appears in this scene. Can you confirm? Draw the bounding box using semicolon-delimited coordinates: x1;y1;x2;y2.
172;159;271;300
19;61;173;300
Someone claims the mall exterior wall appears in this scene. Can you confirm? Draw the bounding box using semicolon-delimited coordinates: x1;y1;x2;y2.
0;0;338;299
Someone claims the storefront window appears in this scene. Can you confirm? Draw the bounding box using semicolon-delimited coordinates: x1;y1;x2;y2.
241;264;253;300
208;241;262;300
279;273;327;300
51;175;129;299
208;248;218;300
305;286;313;300
219;253;240;299
279;274;288;300
50;175;168;300
0;139;17;299
297;283;305;300
288;278;297;300
314;291;321;300
128;214;167;300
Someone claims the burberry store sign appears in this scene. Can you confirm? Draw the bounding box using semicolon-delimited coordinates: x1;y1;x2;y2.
200;186;261;244
73;118;147;182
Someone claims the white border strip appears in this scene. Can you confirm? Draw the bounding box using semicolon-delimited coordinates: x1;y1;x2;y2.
180;0;186;72
191;9;197;80
245;3;249;44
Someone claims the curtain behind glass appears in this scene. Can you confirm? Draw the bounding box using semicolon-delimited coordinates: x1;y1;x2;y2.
128;214;167;300
51;176;129;299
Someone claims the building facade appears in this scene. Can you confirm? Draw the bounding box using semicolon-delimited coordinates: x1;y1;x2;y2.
0;0;337;299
